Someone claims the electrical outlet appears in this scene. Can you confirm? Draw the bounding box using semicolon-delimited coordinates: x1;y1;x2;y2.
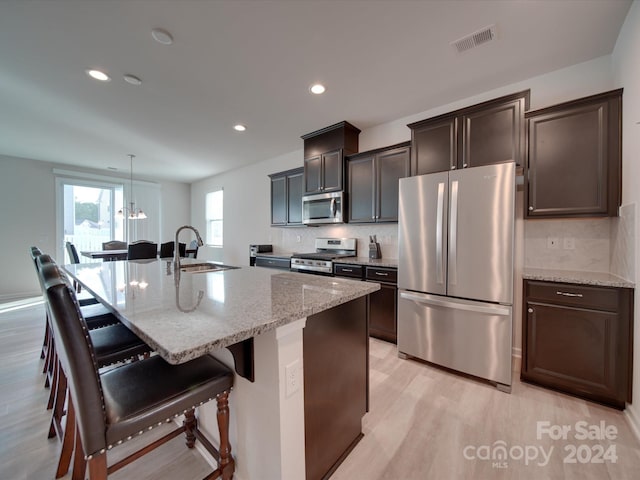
296;235;301;243
546;237;560;250
563;237;575;250
285;359;301;397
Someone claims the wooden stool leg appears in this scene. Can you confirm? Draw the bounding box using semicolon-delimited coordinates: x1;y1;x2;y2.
55;395;75;479
184;409;197;448
87;454;107;480
72;422;87;480
41;319;50;359
46;351;59;410
49;365;67;439
216;391;234;480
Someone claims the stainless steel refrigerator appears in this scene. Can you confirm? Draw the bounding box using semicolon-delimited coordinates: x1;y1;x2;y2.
397;162;515;390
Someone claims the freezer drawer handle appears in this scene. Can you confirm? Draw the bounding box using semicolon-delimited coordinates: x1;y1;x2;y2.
400;291;511;316
556;291;583;298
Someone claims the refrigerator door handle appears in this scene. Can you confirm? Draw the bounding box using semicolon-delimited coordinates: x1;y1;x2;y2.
400;291;511;316
449;180;459;285
435;182;445;284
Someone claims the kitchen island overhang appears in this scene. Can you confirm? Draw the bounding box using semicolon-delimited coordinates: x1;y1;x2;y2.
63;259;379;480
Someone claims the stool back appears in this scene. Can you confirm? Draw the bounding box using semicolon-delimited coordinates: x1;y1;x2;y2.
40;260;107;458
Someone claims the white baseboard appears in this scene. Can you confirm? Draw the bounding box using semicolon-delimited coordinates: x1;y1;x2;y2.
0;292;41;305
624;404;640;444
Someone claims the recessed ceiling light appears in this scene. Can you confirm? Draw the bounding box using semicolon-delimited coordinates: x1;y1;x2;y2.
86;69;110;82
309;83;326;95
234;124;247;132
151;28;174;45
123;74;142;86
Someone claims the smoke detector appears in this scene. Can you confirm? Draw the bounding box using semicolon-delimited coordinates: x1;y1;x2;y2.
451;25;497;53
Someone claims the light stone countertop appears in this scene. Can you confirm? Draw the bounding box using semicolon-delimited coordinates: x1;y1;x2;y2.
63;259;379;364
522;267;635;289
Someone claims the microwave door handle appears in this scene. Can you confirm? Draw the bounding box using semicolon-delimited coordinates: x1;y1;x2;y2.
331;197;337;217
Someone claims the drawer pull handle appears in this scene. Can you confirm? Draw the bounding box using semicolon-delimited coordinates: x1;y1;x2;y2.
556;291;583;298
342;268;353;272
375;272;389;276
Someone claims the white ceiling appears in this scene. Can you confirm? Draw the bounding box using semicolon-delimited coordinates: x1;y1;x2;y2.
0;0;632;183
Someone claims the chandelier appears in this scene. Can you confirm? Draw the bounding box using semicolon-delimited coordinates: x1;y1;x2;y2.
117;154;147;220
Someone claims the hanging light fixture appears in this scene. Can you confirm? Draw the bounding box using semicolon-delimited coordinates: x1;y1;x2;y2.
117;154;147;220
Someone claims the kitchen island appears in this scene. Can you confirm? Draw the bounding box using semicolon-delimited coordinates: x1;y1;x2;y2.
63;259;379;480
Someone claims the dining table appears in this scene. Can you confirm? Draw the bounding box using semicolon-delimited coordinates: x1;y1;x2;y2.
80;249;128;261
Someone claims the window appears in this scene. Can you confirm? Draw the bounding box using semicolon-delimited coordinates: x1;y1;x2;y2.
57;180;123;263
206;189;223;247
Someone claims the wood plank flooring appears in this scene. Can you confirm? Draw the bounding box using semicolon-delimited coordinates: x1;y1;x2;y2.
1;301;640;479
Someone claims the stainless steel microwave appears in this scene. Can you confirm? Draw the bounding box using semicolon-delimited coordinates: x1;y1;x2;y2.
302;191;344;225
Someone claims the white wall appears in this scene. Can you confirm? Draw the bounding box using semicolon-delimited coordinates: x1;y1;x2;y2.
0;154;190;301
612;0;640;439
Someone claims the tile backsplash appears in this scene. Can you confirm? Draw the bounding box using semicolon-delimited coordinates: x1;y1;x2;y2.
524;203;636;283
524;217;611;272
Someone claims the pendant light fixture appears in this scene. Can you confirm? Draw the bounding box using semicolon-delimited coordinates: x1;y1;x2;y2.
117;154;147;220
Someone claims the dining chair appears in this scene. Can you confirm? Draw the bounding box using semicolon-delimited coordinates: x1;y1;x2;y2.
102;240;127;250
160;241;186;258
43;263;235;480
127;240;158;260
186;239;199;259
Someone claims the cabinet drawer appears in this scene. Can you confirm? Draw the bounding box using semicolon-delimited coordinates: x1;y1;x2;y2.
365;267;397;284
255;256;291;270
526;281;619;312
334;264;363;279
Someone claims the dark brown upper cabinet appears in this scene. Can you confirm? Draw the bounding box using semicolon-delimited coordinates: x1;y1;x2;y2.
347;143;410;223
302;121;360;194
408;90;529;175
269;167;304;226
525;89;622;218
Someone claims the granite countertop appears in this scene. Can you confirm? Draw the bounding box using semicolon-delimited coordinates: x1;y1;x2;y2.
334;257;398;268
63;259;379;364
522;268;635;289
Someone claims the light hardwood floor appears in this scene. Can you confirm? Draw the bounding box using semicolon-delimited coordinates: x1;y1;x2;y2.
1;301;640;479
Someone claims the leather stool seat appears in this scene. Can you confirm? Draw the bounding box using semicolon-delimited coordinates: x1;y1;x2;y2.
101;354;232;446
80;303;120;329
91;324;151;368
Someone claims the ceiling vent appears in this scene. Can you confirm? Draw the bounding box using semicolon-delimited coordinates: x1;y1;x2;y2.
451;25;497;53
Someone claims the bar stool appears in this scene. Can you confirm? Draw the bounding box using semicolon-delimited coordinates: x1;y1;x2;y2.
43;263;235;480
36;257;152;443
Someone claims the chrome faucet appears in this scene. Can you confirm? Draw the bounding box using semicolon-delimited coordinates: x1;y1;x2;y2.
174;225;204;273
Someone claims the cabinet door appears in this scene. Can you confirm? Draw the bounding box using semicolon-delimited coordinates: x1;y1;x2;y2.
348;155;375;223
287;170;304;224
461;97;524;168
270;175;287;225
526;90;622;218
304;155;322;193
322;149;343;192
411;116;456;175
377;146;410;222
523;301;623;406
368;282;397;343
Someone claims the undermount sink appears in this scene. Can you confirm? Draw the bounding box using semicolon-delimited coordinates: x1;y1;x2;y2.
179;262;238;273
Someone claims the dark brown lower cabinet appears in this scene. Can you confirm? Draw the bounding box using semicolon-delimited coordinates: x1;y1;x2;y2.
304;296;368;480
521;280;633;409
366;267;398;343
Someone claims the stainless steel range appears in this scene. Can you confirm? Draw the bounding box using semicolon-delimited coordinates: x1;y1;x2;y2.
291;238;357;274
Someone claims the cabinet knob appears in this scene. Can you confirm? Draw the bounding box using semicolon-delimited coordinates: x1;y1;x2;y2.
451;165;456;170
528;308;534;313
528;206;534;211
463;163;468;168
